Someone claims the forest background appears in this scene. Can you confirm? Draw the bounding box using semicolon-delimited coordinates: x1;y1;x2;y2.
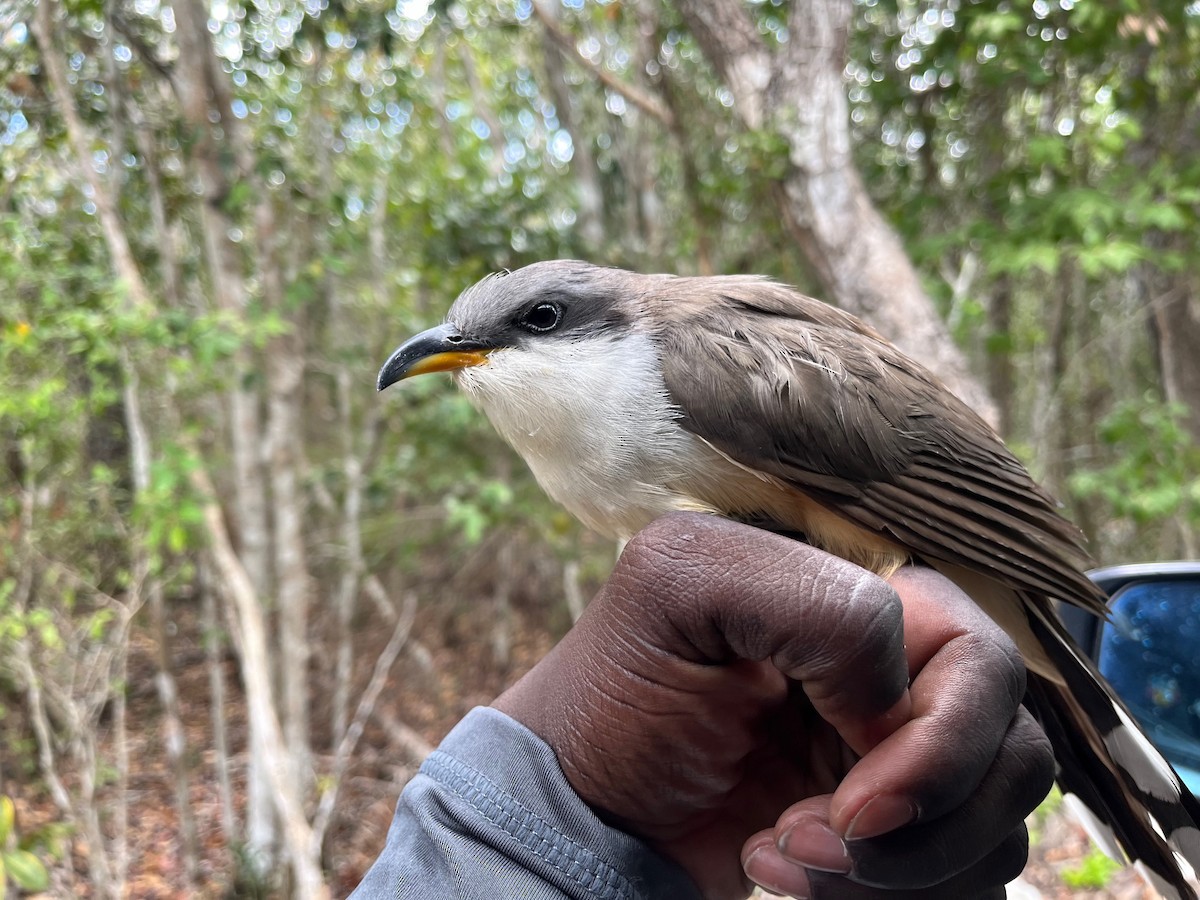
1;0;1199;896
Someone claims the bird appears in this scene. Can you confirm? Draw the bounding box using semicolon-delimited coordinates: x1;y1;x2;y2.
377;259;1200;898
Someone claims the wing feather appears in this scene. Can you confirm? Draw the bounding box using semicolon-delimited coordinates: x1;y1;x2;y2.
650;279;1107;616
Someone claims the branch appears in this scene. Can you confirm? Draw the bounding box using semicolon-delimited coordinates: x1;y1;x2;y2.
12;488;73;816
457;42;507;174
31;0;153;312
108;11;176;87
531;1;674;127
672;0;770;129
371;707;436;762
310;590;418;851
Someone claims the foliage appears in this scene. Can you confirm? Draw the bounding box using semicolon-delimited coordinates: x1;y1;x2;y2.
2;0;1199;891
0;796;50;896
1060;848;1122;890
848;0;1200;559
1069;399;1200;532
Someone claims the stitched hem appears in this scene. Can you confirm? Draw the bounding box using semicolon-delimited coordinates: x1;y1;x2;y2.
420;751;636;900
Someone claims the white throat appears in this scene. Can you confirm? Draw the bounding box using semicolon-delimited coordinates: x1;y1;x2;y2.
453;330;719;538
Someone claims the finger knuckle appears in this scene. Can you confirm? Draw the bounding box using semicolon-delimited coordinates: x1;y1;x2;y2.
954;629;1027;715
1009;707;1057;807
810;568;902;648
993;825;1031;883
802;571;905;711
618;515;704;597
994;632;1028;708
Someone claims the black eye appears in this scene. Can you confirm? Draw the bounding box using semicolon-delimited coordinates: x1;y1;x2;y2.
519;302;563;334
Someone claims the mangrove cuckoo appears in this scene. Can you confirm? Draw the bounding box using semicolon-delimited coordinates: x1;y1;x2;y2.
378;260;1200;898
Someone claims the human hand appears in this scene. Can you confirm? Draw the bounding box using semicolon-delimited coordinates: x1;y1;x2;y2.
493;513;1055;899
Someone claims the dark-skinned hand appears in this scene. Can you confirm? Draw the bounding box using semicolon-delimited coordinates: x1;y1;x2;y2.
493;513;1055;899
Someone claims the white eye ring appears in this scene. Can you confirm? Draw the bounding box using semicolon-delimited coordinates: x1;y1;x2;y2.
520;302;563;333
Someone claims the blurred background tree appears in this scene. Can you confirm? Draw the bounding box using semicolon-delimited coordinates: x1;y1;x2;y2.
0;0;1197;895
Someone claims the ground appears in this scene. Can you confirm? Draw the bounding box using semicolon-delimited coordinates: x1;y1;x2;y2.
1;591;1189;898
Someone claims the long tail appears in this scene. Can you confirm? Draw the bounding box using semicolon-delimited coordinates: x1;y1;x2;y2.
1027;599;1200;899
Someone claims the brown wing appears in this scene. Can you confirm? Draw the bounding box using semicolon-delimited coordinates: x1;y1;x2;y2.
651;277;1108;615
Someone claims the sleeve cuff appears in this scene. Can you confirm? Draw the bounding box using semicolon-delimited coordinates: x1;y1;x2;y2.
351;706;702;900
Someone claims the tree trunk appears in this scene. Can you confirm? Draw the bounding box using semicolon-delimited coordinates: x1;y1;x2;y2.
986;277;1016;438
260;197;314;801
673;0;995;420
169;0;271;593
640;2;714;275
1147;274;1200;442
167;0;279;866
193;466;328;899
100;15;201;884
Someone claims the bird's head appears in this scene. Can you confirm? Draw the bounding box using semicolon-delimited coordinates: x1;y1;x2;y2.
376;260;647;394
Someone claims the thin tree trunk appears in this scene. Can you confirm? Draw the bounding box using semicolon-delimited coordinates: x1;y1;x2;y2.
642;11;714;274
130;102;184;310
148;578;200;886
31;0;150;311
1148;279;1200;441
111;651;130;891
563;560;585;623
201;561;238;846
260;196;313;800
167;0;278;864
673;0;995;420
370;170;389;292
193;465;328;899
11;485;72;819
168;0;271;593
312;66;390;750
101;17;202;884
331;366;374;743
986;276;1015;438
78;736;117;899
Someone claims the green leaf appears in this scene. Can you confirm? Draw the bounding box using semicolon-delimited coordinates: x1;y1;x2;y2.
990;242;1060;276
1139;202;1189;231
2;848;49;891
0;796;12;845
1060;849;1120;889
168;524;188;554
1078;240;1142;276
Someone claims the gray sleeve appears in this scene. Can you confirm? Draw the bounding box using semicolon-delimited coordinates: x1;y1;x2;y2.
349;707;702;900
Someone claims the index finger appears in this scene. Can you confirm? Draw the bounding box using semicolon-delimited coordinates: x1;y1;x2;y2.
609;513;913;755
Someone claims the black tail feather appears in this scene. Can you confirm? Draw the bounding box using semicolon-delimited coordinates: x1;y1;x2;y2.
1026;601;1200;899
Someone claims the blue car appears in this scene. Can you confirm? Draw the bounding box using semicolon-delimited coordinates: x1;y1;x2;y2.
1060;562;1200;795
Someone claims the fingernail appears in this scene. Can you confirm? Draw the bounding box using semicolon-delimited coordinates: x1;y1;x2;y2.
844;795;918;841
777;820;851;873
744;848;812;899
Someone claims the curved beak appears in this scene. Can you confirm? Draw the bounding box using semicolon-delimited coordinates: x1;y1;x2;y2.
376;323;494;392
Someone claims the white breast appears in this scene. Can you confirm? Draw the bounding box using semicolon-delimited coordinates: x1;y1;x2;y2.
453;331;731;538
451;328;907;566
